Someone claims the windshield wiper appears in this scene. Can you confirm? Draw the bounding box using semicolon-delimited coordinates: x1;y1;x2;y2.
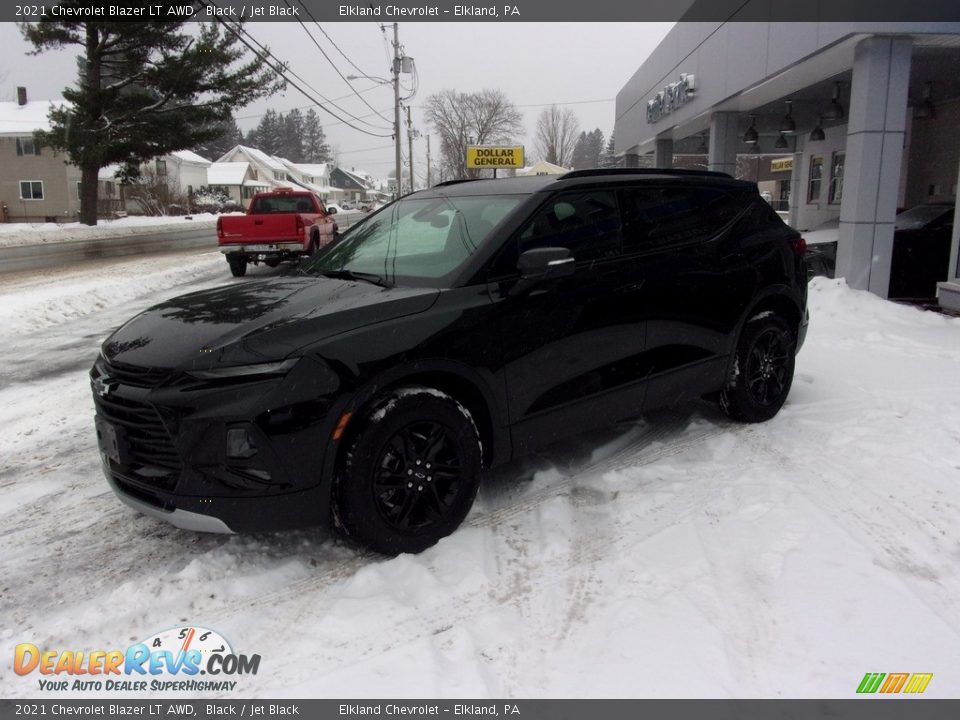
316;269;395;288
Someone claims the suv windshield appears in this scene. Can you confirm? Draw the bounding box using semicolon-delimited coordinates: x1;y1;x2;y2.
304;194;522;286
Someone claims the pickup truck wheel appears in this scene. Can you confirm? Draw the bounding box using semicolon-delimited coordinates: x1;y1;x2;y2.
720;313;795;423
334;387;482;555
227;254;247;277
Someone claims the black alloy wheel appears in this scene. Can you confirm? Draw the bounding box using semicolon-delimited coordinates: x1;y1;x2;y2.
743;327;790;407
373;421;464;532
721;314;795;423
335;387;482;554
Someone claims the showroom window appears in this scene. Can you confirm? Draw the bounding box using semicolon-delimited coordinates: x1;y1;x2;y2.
19;180;44;200
828;151;845;205
807;156;823;203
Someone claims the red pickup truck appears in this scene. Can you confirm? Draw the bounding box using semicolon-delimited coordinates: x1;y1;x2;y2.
217;189;338;277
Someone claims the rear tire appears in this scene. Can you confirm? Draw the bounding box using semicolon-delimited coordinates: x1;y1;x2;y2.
227;254;247;277
720;313;795;423
334;387;483;555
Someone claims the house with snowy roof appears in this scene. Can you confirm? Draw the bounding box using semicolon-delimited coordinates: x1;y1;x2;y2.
1;87;217;221
0;89;81;223
215;146;347;207
330;167;377;204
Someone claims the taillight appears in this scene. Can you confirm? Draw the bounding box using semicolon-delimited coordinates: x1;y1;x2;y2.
296;215;305;237
789;236;807;255
216;217;223;238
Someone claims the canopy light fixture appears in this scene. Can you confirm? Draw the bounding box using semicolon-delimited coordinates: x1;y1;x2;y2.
774;133;789;149
809;116;826;142
914;82;936;120
823;82;845;121
779;100;796;134
743;116;759;145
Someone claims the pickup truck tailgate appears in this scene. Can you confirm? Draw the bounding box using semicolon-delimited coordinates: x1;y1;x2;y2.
218;215;304;245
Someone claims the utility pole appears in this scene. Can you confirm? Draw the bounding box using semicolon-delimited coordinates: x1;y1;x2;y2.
392;22;402;199
426;135;431;188
406;105;415;193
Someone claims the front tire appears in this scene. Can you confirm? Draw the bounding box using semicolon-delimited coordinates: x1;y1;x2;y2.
334;387;483;555
720;313;796;423
227;254;247;277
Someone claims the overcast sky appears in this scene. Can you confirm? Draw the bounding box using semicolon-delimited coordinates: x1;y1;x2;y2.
0;21;672;181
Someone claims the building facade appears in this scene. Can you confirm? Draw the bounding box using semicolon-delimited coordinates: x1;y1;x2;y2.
615;16;960;306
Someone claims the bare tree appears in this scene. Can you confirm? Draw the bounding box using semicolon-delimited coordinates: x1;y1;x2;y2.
534;105;580;168
125;166;189;216
424;89;524;180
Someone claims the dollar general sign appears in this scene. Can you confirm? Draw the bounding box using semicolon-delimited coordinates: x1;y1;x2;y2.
466;146;525;169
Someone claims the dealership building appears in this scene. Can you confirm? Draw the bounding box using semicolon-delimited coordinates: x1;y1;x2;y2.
615;18;960;308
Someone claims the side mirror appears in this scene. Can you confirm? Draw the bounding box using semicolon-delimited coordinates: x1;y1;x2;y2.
518;247;575;280
509;247;574;296
326;206;337;215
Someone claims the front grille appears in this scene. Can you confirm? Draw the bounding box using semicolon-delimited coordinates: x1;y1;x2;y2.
94;392;182;475
102;360;173;389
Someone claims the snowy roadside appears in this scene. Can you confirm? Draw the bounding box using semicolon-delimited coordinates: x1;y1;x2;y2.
0;264;959;698
0;214;220;247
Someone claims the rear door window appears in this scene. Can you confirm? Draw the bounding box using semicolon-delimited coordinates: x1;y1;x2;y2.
619;186;738;253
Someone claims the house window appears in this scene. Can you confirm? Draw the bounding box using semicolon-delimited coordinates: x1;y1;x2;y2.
828;151;845;205
19;181;44;200
16;137;41;156
156;159;167;176
807;156;823;203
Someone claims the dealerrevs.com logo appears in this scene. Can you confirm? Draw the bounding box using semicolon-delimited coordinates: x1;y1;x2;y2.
14;626;260;693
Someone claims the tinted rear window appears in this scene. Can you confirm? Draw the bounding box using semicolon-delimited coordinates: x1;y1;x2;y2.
251;194;316;214
619;186;739;252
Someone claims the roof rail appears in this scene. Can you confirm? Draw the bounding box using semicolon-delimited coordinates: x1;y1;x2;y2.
560;168;733;180
432;178;482;188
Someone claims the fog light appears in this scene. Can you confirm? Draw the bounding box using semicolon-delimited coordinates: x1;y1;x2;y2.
226;428;258;459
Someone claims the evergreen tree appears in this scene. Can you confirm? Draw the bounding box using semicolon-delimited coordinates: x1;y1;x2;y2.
601;132;622;168
571;128;605;170
282;108;304;161
302;108;331;163
22;11;283;225
249;109;284;156
191;115;243;162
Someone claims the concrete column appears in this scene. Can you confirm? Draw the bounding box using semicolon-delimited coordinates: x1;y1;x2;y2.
624;152;640;169
708;112;740;176
654;137;673;169
836;36;912;297
937;152;960;311
949;153;960;283
788;151;804;228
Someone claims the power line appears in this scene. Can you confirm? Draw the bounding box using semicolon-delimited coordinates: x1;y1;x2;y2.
295;0;377;80
199;0;393;138
284;0;394;126
235;86;384;121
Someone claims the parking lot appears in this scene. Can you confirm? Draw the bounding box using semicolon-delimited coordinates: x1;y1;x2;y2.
1;251;959;697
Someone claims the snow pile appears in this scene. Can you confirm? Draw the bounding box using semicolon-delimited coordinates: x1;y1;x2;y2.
0;271;959;699
0;215;219;247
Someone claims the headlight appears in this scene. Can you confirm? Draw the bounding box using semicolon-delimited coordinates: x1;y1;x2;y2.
186;358;299;380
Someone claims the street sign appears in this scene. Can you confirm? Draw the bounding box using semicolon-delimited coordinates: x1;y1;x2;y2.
465;145;525;169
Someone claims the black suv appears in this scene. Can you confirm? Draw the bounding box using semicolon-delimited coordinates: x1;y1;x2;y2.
91;169;808;553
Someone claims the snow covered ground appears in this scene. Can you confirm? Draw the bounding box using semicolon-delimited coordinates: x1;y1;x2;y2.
0;215;219;247
1;254;959;699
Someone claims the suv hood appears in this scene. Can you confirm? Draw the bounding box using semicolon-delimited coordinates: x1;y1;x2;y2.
103;276;439;368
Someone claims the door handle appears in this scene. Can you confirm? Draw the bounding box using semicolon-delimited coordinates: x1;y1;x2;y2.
613;280;645;294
